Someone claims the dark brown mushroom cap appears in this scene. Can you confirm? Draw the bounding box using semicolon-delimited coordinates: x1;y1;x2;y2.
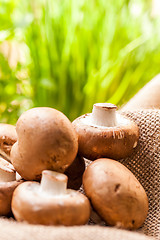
72;113;139;160
64;155;85;190
11;107;78;180
83;158;148;230
0;124;17;159
11;181;90;226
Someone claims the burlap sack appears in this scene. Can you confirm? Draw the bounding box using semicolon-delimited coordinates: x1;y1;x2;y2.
0;110;159;240
0;218;154;240
120;110;160;239
122;74;160;110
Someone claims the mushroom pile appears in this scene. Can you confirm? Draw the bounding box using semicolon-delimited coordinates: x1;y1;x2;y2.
0;107;90;225
0;103;148;230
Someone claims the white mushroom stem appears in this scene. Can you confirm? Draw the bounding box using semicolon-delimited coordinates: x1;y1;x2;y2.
40;170;68;196
91;103;117;127
0;157;16;182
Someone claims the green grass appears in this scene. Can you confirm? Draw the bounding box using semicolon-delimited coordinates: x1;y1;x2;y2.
0;0;160;123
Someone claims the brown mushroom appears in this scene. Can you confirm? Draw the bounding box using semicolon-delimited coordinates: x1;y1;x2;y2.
83;158;148;230
0;156;22;216
72;103;139;160
11;107;78;180
12;170;91;226
64;155;85;190
0;124;17;162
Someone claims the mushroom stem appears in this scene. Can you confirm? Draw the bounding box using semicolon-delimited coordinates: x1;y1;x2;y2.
91;103;117;127
40;170;68;196
0;157;16;182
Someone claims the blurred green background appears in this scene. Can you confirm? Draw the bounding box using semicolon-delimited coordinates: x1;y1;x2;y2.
0;0;160;124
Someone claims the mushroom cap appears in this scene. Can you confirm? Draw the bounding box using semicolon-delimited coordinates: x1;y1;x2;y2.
72;113;139;160
0;157;23;216
11;181;91;226
11;107;78;180
83;158;148;230
0;123;17;160
64;155;85;190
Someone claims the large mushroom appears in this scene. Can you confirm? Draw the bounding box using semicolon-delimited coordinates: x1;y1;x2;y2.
12;170;91;225
0;156;22;216
11;107;78;180
83;158;148;230
72;103;139;160
0;124;17;162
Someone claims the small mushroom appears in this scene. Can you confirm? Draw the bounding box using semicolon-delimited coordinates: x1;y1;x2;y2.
11;107;78;180
72;103;139;160
0;124;17;162
64;155;85;190
0;156;22;216
83;158;148;230
12;170;91;226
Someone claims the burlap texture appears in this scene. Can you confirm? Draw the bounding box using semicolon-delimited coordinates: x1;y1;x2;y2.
0;218;154;240
0;110;159;240
120;110;160;239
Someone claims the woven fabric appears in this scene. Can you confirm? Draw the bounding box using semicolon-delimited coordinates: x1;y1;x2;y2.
84;110;160;240
121;110;160;239
122;74;160;110
0;218;154;240
0;110;159;240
